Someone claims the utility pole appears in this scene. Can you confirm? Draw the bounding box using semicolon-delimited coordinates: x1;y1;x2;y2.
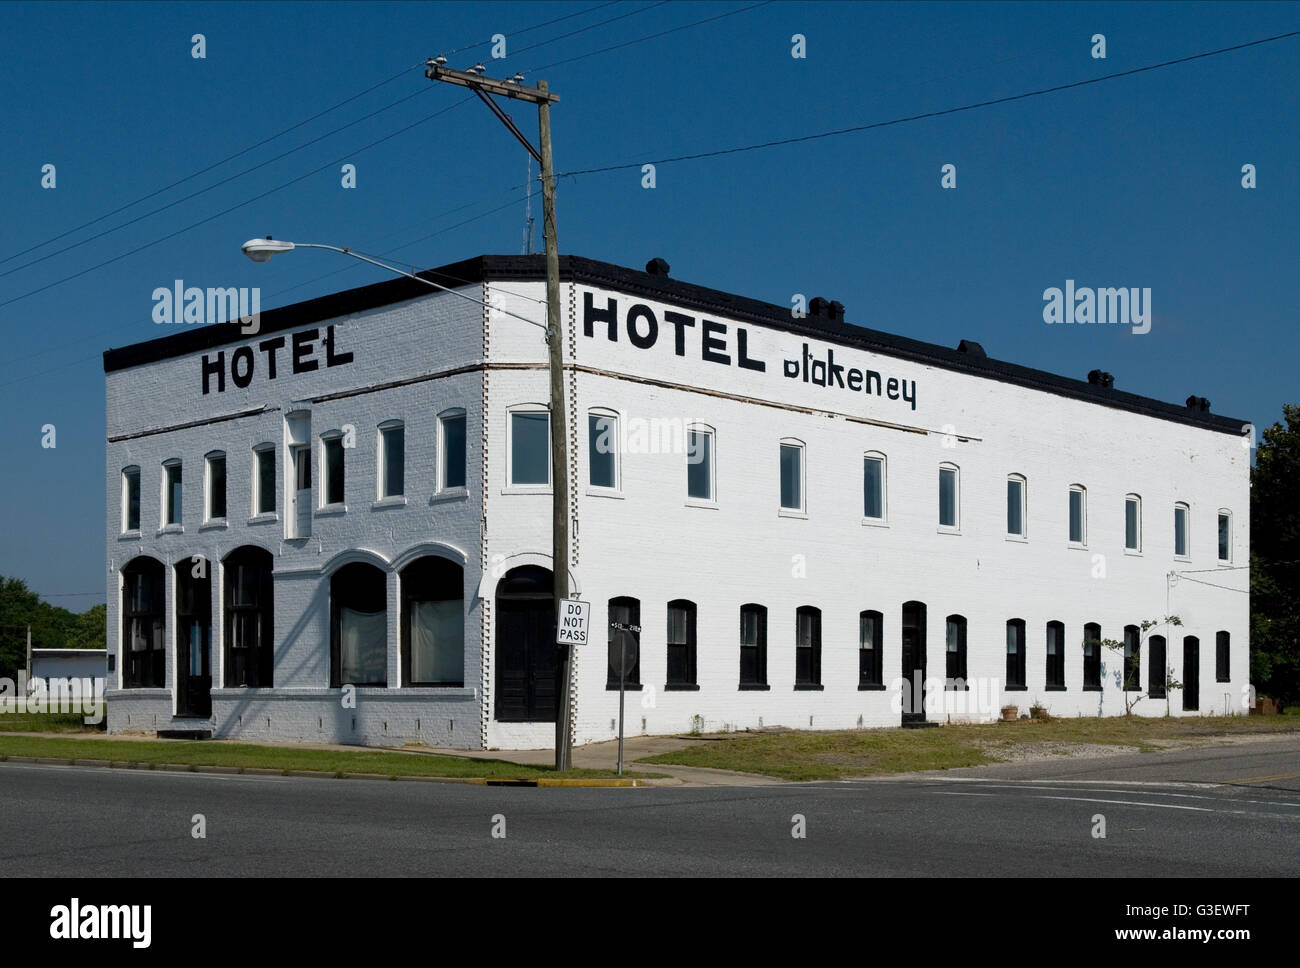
426;60;573;770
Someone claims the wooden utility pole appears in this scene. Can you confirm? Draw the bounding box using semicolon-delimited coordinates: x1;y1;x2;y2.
426;61;572;769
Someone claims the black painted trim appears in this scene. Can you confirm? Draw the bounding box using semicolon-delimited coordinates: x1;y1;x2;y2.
739;683;771;691
858;683;887;691
605;682;642;691
103;253;1246;434
794;683;824;691
1004;685;1028;692
663;682;700;692
1044;685;1068;692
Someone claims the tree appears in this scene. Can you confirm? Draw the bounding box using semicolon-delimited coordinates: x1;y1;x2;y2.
1251;403;1300;705
0;576;105;678
1088;616;1181;716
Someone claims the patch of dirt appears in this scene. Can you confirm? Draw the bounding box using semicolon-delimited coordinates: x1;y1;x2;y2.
979;741;1143;763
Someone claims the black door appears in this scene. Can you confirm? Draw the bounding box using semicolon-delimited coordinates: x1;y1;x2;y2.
1183;636;1200;711
494;567;559;722
175;562;212;718
901;601;927;723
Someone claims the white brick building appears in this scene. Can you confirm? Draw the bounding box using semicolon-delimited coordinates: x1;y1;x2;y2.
103;255;1250;749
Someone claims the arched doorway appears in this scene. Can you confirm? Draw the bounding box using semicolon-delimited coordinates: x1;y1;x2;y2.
494;565;558;722
175;558;211;717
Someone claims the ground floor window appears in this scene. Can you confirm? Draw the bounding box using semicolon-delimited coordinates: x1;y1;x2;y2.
740;603;767;687
401;557;464;686
332;562;387;687
122;557;164;688
224;546;274;687
665;599;697;688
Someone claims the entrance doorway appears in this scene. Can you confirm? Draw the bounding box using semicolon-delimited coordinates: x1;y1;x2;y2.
1183;636;1200;711
175;561;211;718
901;601;927;724
494;566;558;722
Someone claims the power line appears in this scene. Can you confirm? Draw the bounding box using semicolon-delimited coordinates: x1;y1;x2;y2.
506;1;671;61
549;27;1300;178
1172;574;1249;594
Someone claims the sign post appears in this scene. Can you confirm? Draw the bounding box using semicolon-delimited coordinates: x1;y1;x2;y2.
609;622;640;776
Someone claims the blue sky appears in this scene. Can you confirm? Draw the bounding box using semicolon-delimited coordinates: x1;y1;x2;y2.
1;1;1296;606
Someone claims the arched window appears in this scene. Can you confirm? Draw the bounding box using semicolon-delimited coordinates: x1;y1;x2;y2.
1069;485;1087;545
795;606;822;688
859;610;883;688
1216;631;1230;683
331;562;388;687
938;463;960;530
401;557;463;686
377;420;404;499
686;423;715;503
1006;619;1026;690
1045;621;1066;689
1148;635;1167;697
665;600;697;688
780;439;805;513
1174;502;1191;558
739;603;767;688
1006;474;1026;537
205;450;227;521
606;596;640;688
1217;510;1232;563
863;453;886;522
1123;625;1141;691
121;466;141;533
1125;494;1142;552
321;431;346;507
223;546;274;688
945;615;968;688
252;444;276;517
1082;622;1102;690
162;458;183;527
121;557;164;688
588;408;620;490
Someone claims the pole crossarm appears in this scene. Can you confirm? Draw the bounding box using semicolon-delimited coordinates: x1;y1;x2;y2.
425;63;560;104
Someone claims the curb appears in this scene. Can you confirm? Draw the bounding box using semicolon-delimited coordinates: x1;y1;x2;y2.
0;754;668;787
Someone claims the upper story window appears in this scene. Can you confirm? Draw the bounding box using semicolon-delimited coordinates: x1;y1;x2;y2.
253;444;276;516
779;439;805;512
859;610;883;688
121;466;141;533
588;410;619;490
509;407;550;487
378;421;405;499
321;432;345;506
1174;503;1190;558
945;614;968;688
1068;485;1087;545
1045;620;1065;689
687;424;715;503
1125;494;1142;552
1007;474;1026;537
438;409;467;491
938;463;960;530
162;459;183;527
1217;510;1232;563
1006;619;1026;690
205;451;227;521
794;606;822;688
739;603;767;688
863;452;886;522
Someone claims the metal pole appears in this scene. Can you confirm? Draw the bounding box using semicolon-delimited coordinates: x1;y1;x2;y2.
618;637;626;777
539;79;572;771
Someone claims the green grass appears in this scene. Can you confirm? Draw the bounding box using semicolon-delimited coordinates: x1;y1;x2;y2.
642;714;1299;782
0;734;658;780
0;705;103;732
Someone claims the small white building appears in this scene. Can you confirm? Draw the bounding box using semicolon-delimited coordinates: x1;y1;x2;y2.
103;255;1250;749
30;649;107;685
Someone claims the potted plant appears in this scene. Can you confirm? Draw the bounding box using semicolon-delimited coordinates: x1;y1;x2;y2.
1000;704;1019;722
1029;698;1048;720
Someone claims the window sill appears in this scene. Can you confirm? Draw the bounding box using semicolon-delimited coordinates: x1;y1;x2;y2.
605;682;642;691
936;526;961;536
1174;554;1192;563
431;487;469;504
685;498;718;510
739;683;770;691
502;485;551;496
1082;685;1103;692
402;682;466;689
1044;685;1068;692
248;512;279;525
1217;559;1232;568
1005;534;1028;543
663;682;700;692
371;496;407;510
1124;548;1143;556
1004;685;1028;692
118;531;142;541
778;508;808;519
157;524;183;535
315;504;347;518
794;683;824;691
200;520;229;532
858;683;886;691
586;486;624;500
860;517;888;528
1068;542;1089;551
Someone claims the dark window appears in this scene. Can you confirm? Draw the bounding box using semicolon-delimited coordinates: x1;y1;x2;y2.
1218;513;1231;562
1006;619;1026;689
123;467;140;531
323;435;345;505
1174;505;1189;557
207;453;226;520
223;546;274;687
795;606;821;687
1125;496;1140;551
511;411;550;485
945;614;968;687
740;603;767;687
1148;635;1167;698
1007;477;1025;536
442;413;467;489
607;596;640;688
1045;621;1066;688
666;600;697;687
1082;622;1102;690
380;424;404;498
255;447;276;515
687;430;712;500
863;456;884;519
1183;636;1200;710
780;443;802;511
164;461;182;525
589;414;617;488
859;610;883;687
401;557;464;686
1123;625;1141;691
121;557;164;688
939;466;958;527
295;445;311;490
175;559;212;717
1216;631;1230;683
1069;487;1085;543
331;562;387;687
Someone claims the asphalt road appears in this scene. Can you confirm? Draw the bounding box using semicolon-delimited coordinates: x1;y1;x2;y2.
3;737;1298;876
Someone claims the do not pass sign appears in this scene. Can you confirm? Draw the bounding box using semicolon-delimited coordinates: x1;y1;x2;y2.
556;600;591;645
